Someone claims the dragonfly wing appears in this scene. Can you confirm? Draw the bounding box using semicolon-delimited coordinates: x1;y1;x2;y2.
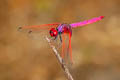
61;33;73;65
68;33;72;63
18;23;60;40
18;23;60;33
61;33;65;59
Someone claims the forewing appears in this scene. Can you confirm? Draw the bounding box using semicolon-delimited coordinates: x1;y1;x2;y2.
18;23;60;40
19;23;60;32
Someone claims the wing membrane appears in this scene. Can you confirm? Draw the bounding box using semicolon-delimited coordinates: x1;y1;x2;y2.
19;23;60;32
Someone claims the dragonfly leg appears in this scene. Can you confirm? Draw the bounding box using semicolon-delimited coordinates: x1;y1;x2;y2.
55;34;62;49
50;35;57;42
53;35;58;40
59;34;62;43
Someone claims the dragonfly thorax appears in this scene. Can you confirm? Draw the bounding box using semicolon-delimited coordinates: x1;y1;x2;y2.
57;24;72;35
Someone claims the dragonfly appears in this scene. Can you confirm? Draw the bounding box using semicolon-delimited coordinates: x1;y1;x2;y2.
19;16;104;63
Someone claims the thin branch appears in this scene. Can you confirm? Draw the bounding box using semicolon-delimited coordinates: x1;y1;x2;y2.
45;36;74;80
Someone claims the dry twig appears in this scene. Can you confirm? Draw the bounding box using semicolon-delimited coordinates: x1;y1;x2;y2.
45;36;74;80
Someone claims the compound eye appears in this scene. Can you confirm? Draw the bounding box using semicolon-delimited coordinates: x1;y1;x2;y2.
49;28;58;37
50;31;54;36
53;30;58;36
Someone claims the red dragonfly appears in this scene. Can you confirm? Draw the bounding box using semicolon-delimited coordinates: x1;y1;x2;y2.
19;16;104;63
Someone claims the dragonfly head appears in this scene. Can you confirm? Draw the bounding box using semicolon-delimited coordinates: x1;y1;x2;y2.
49;28;58;37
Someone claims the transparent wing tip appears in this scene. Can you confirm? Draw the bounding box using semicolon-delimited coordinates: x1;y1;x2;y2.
17;26;32;34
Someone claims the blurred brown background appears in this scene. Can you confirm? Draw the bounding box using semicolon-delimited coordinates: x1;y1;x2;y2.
0;0;120;80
